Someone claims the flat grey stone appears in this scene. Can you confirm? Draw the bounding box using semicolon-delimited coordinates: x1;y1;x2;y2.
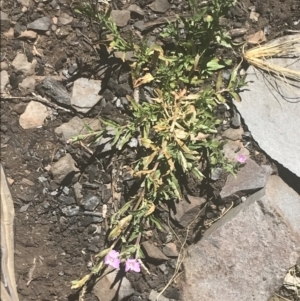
220;158;272;200
58;13;73;26
19;76;36;92
0;11;10;32
111;10;130;28
80;195;101;211
0;70;9;94
71;78;102;113
55;116;101;141
12;53;37;76
127;4;145;17
19;101;50;129
149;0;170;13
222;127;243;140
234;34;300;177
0;61;9;71
51;153;79;184
162;242;178;258
222;140;249;163
27;16;52;32
93;269;134;301
142;241;169;262
170;195;206;227
36;76;71;106
19;0;31;7
180;175;300;301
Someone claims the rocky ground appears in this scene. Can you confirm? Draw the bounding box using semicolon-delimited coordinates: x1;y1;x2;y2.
1;0;300;301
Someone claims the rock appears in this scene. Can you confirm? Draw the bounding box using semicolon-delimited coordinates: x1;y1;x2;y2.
58;195;76;205
36;76;71;106
71;78;102;113
55;56;67;71
12;53;36;76
142;241;169;262
180;175;300;301
0;70;9;94
0;61;9;71
220;158;272;200
149;0;170;13
222;127;243;141
80;195;101;211
93;269;134;301
58;13;73;26
170;195;206;227
61;205;80;217
55;116;101;141
134;20;146;31
18;30;37;40
231;109;241;127
162;243;178;258
222;140;249;163
210;167;223;181
19;76;36;92
149;290;169;301
249;11;260;22
19;101;50;129
4;28;14;39
73;182;83;201
111;10;131;27
245;30;267;44
0;11;10;32
235;35;300;177
228;28;247;38
127;4;145;17
20;0;31;7
51;153;79;184
27;16;52;32
12;103;27;114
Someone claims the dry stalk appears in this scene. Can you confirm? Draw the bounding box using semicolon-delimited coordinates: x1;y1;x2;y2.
243;36;300;82
156;204;208;301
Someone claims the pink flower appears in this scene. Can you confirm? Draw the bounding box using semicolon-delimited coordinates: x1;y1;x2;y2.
104;250;121;269
125;259;140;272
237;154;247;164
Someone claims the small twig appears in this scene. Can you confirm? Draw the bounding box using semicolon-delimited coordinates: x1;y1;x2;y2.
1;93;72;112
26;257;36;286
156;204;208;301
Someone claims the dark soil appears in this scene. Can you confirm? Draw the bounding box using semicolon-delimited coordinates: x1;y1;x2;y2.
1;0;299;300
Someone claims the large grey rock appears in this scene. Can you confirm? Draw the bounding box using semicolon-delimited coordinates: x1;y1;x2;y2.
71;78;102;113
12;53;36;76
180;175;300;301
235;34;300;177
19;101;50;129
27;16;52;32
220;158;273;200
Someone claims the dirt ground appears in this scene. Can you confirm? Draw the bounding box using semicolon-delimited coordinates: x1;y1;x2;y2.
1;0;300;300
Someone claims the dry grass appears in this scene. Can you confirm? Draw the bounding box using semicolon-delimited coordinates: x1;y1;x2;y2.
243;35;300;82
